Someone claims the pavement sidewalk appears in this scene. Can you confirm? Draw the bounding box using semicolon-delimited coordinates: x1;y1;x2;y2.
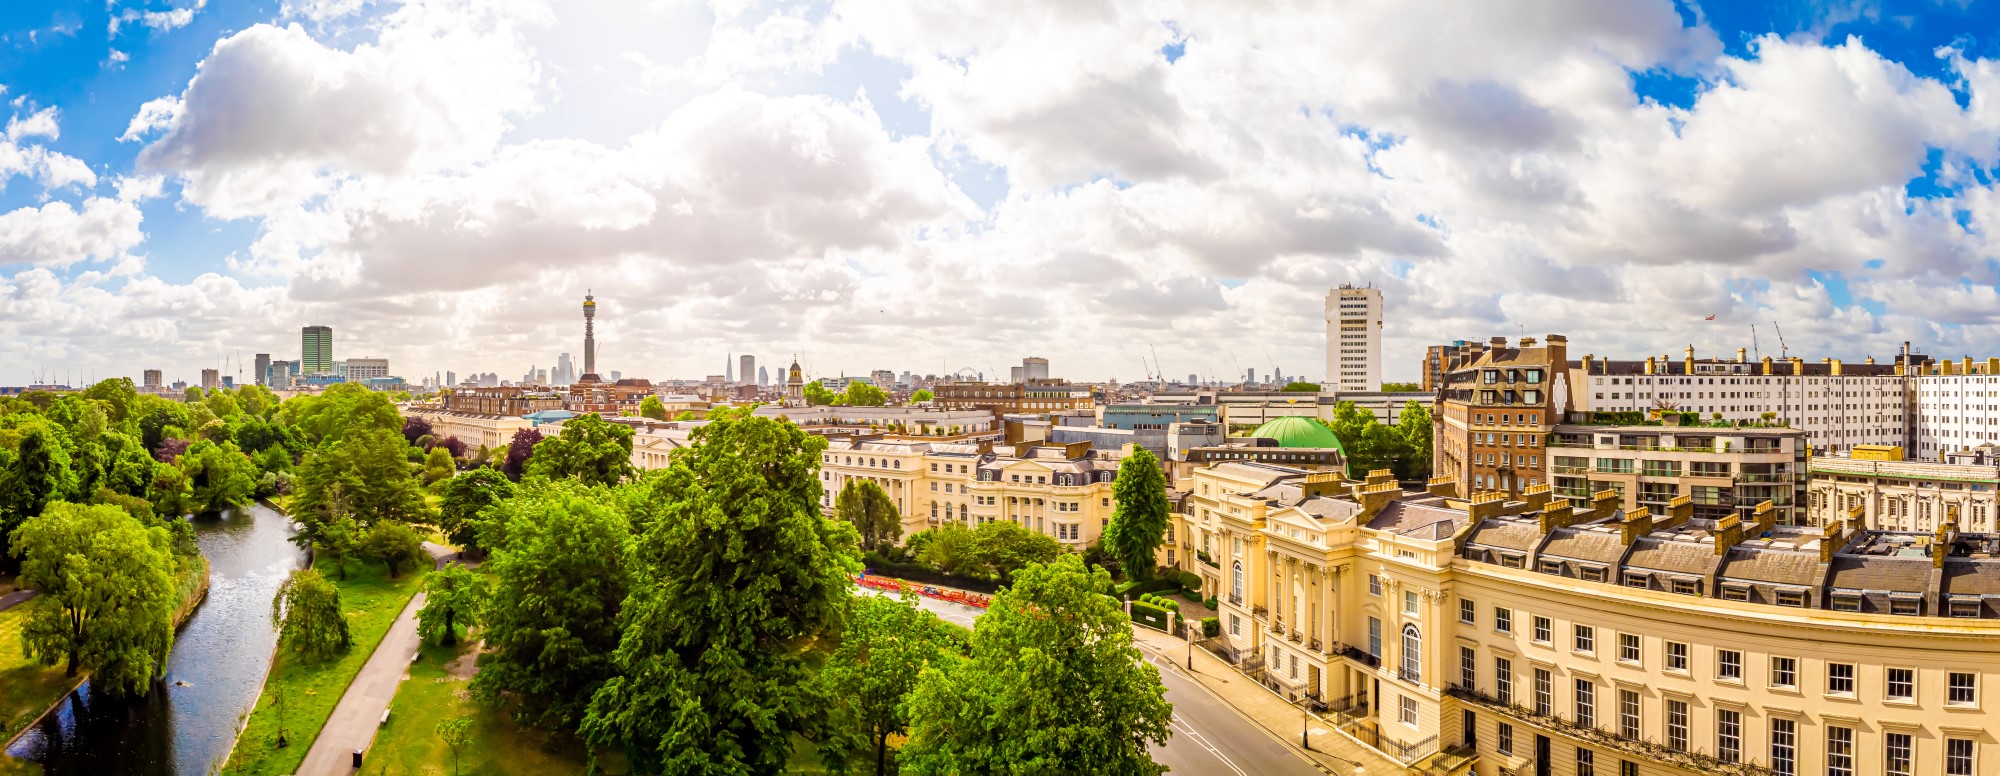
1130;627;1402;774
294;543;453;776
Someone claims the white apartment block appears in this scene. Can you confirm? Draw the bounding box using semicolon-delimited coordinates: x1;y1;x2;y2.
1567;352;1907;457
1915;364;2000;458
1325;286;1382;394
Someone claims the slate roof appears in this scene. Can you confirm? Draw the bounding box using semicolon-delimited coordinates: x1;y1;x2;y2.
1465;519;1544;552
1942;561;2000;596
1367;498;1466;537
1718;547;1822;587
1625;535;1717;576
1540;527;1627;565
1827;556;1932;594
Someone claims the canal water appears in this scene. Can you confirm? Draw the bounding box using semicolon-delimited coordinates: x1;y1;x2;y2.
5;503;304;775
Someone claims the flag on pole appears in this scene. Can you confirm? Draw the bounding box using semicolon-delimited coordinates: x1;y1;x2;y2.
1704;315;1716;321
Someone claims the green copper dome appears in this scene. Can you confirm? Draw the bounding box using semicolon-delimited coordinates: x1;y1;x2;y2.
1250;416;1345;452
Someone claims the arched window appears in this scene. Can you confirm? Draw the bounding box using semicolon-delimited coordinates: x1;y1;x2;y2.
960;504;969;522
930;501;938;518
1231;561;1244;601
1402;625;1422;683
894;460;901;469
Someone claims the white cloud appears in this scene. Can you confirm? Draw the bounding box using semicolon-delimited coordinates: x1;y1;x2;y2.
135;2;549;216
20;0;2000;385
0;198;146;268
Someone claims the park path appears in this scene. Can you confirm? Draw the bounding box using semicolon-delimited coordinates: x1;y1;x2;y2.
294;543;455;776
0;589;36;613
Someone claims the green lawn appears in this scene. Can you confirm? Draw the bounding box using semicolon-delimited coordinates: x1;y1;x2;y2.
224;560;429;776
0;604;75;745
364;638;603;776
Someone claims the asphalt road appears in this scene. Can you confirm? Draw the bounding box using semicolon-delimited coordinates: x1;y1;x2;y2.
865;589;1322;775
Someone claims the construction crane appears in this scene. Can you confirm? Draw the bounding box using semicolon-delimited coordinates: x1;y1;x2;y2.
1149;344;1164;384
1772;321;1789;360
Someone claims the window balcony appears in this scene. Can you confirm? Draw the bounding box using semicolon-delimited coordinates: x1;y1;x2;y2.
1444;684;1787;776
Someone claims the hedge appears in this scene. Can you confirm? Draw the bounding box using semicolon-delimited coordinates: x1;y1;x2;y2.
1116;578;1180;600
1129;601;1171;632
1203;597;1218;610
1201;617;1220;638
861;552;1001;594
1168;569;1201;592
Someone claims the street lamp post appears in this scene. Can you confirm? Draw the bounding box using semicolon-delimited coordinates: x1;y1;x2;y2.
1302;703;1311;751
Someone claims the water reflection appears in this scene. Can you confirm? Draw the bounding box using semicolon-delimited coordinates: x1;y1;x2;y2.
5;504;303;775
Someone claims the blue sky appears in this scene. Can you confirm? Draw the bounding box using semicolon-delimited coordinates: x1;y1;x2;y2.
4;0;2000;386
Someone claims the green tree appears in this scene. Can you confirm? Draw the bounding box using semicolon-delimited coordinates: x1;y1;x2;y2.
81;378;140;424
278;383;401;444
900;555;1173;774
417;563;487;646
272;567;351;661
815;594;967;775
582;415;860;774
1381;381;1423;393
836;479;902;551
1280;381;1321;392
840;382;888;407
524;413;635;487
292;427;431;528
423;445;456;485
146;463;194;519
1103;448;1170;581
474;481;631;729
1323;400;1412;477
361;520;426;578
1396;399;1434;479
975;520;1063;584
177;440;258;514
910;388;933;403
803;381;837;406
639;395;668;420
10;502;177;692
437;467;513;554
914;524;982;577
436;716;473;776
315;515;363;580
0;425;78;563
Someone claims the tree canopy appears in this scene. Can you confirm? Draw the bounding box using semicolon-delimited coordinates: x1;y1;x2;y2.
525;413;635;487
638;395;668;420
1322;400;1431;480
802;381;837;406
1104;447;1169;581
838;382;887;407
813;594;967;775
583;415;860;774
273;567;352;661
502;427;544;482
913;521;1061;584
910;388;933;403
1280;381;1321;392
418;563;487;646
437;467;513;553
900;555;1172;774
474;481;632;730
836;479;901;551
10;502;178;692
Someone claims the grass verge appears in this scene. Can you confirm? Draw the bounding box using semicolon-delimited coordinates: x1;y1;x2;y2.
366;637;603;775
222;560;428;776
0;604;72;747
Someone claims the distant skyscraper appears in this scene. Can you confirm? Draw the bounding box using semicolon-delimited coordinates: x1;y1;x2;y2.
758;365;769;386
556;352;575;384
201;368;220;390
740;355;755;387
301;325;333;375
610;370;622;381
726;353;735;385
143;369;162;388
254;353;271;387
580;292;600;382
1246;367;1256;385
446;370;457;387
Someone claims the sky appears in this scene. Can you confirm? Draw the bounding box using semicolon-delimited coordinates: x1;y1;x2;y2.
4;0;2000;387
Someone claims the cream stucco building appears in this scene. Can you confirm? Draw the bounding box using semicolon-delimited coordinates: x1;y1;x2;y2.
818;438;1132;550
1171;463;2000;775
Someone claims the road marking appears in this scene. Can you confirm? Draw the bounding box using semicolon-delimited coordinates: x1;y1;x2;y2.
1138;640;1338;774
1169;715;1247;776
